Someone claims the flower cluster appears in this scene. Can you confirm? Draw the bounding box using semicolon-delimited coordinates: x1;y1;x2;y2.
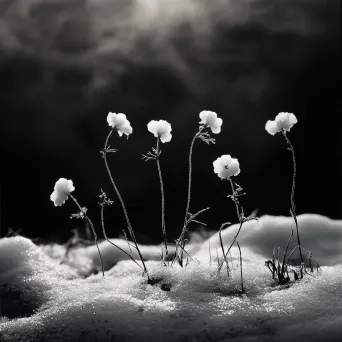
51;108;306;286
50;178;75;207
265;112;297;136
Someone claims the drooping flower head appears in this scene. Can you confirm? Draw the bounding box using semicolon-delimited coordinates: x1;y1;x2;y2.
199;110;223;134
50;178;75;206
213;155;240;179
147;120;172;143
265;112;297;136
107;112;133;137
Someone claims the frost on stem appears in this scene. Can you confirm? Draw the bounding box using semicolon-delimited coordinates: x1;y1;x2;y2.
174;110;222;267
143;120;172;262
102;113;149;277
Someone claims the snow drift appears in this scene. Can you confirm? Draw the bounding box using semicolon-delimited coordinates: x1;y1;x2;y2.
0;214;341;341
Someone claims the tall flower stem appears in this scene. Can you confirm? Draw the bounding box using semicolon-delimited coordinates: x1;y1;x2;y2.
155;138;168;260
282;132;304;265
69;194;105;277
184;127;204;228
103;129;149;276
175;126;205;264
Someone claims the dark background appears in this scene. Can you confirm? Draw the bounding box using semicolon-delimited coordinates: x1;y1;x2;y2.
0;0;341;244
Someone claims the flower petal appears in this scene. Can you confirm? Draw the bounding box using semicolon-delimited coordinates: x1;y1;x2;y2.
148;120;172;143
228;158;240;176
160;133;172;143
265;120;279;135
275;112;297;132
50;190;68;207
51;178;74;206
120;124;133;136
211;124;222;134
147;120;158;137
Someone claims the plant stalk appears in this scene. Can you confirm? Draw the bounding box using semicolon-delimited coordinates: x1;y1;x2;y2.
155;138;168;260
282;132;304;264
103;129;149;276
70;194;104;277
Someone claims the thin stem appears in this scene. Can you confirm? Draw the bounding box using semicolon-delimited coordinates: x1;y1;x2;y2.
282;132;304;264
229;178;240;220
155;138;168;259
219;223;231;278
69;194;105;277
174;126;205;265
184;127;204;227
280;226;294;277
236;241;245;293
219;179;245;269
100;204;143;271
103;129;149;276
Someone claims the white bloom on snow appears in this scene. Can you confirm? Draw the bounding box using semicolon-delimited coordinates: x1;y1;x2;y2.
50;178;75;207
199;110;222;134
265;112;297;135
107;112;133;137
147;120;172;143
213;155;240;179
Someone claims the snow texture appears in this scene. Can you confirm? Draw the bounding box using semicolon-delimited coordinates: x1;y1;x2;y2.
1;214;341;341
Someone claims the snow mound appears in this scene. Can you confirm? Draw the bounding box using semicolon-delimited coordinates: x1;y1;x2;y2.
0;214;341;341
197;214;342;266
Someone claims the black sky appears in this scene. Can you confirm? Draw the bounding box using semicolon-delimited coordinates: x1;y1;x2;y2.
0;0;341;244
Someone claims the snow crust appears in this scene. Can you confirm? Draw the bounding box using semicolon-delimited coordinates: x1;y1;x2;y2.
1;214;341;341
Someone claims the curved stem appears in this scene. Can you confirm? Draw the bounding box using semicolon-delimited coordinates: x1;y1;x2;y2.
69;194;105;277
100;204;143;271
103;130;149;276
219;223;231;278
223;221;243;260
282;132;303;264
183;130;201;227
220;179;245;268
155;138;168;258
174;126;205;265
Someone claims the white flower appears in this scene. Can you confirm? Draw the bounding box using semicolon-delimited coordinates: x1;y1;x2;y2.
213;155;240;179
199;110;223;134
107;112;133;137
265;112;297;135
50;178;75;207
147;120;172;143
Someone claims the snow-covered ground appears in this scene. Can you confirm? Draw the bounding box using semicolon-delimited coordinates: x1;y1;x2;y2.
1;214;341;341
